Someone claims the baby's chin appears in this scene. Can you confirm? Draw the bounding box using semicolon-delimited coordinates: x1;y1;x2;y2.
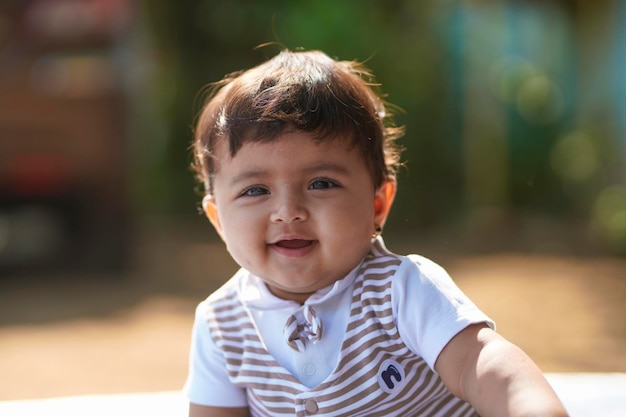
263;282;318;303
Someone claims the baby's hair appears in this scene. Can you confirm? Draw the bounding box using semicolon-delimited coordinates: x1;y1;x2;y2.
192;49;404;195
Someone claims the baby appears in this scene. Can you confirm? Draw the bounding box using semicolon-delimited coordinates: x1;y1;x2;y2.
184;50;568;417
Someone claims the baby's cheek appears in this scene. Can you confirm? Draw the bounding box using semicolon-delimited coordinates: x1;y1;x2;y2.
226;244;256;271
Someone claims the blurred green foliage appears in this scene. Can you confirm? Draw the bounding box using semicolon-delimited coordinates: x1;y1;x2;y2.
137;0;626;254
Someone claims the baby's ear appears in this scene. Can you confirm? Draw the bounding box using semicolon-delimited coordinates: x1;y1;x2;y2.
374;178;396;229
202;195;225;240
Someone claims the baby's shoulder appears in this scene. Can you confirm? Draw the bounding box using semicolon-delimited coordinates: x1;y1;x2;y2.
368;239;448;283
390;251;455;289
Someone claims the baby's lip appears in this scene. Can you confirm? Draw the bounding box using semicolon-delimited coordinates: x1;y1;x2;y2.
268;236;317;257
269;234;314;245
273;239;314;249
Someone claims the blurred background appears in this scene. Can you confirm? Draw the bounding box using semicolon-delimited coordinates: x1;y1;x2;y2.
0;0;624;401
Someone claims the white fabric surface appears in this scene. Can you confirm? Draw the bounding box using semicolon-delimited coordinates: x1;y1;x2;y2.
0;374;624;416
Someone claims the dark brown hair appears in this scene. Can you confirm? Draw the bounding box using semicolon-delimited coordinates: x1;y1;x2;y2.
192;50;404;194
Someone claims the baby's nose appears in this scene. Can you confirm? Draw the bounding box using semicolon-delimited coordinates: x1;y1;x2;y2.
270;193;308;223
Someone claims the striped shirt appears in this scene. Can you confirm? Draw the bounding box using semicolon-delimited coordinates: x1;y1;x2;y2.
186;239;490;416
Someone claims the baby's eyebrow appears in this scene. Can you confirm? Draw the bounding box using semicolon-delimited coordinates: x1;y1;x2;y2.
230;170;269;186
229;162;350;186
302;162;350;175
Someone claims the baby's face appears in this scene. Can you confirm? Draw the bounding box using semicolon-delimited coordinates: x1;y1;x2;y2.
204;130;393;303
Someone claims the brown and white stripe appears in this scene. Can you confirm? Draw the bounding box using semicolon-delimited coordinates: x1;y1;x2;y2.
204;240;479;416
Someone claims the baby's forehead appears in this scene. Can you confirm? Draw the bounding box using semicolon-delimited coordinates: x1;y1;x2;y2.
210;130;359;171
218;129;355;157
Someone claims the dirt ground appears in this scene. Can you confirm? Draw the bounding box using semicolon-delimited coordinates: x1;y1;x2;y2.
0;217;625;401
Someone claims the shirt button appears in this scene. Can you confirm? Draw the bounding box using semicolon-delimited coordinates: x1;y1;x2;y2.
305;399;319;414
303;363;316;376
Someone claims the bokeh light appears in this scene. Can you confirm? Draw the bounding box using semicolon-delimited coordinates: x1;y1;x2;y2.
516;74;565;125
550;130;599;184
593;185;626;252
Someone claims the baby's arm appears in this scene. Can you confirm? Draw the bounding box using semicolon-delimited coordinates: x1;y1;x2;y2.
435;323;569;417
189;403;249;417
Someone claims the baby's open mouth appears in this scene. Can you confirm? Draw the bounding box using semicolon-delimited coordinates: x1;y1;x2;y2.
275;239;313;249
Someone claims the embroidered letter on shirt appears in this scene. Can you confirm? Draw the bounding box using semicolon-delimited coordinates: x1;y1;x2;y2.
283;305;323;352
377;359;406;393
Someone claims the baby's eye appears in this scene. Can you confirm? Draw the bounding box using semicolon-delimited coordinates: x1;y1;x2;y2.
241;185;269;197
309;179;338;190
